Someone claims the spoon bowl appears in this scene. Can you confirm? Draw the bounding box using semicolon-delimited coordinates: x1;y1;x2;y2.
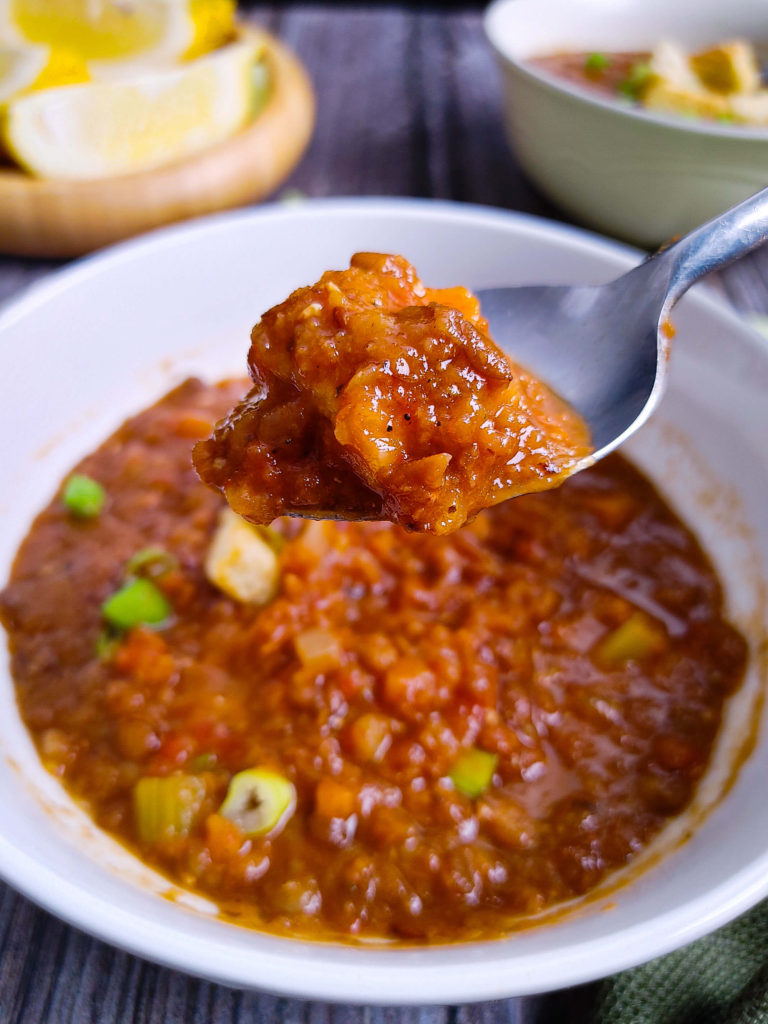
477;186;768;463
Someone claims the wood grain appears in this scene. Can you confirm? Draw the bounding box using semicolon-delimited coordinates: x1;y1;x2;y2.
0;5;766;1023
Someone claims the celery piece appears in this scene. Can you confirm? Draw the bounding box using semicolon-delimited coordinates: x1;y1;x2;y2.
596;613;665;666
449;748;498;799
219;768;296;837
133;775;206;842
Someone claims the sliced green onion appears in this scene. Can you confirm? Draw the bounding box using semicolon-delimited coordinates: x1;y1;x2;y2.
584;52;610;73
62;474;105;518
133;775;206;842
125;546;178;579
102;578;171;630
219;767;296;837
449;748;498;799
94;627;122;662
619;61;653;99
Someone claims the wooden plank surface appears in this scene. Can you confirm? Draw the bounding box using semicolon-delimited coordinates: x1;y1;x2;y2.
0;5;767;1022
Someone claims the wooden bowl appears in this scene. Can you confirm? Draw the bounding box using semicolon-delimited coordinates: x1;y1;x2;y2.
0;28;315;258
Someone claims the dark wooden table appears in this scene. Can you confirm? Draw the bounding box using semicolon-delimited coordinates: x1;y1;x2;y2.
1;5;767;1022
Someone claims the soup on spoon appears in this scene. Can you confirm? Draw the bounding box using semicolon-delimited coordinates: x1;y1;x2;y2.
193;252;592;535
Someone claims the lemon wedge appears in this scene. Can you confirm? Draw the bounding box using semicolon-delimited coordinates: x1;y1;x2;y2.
0;42;87;104
0;0;235;73
3;36;264;178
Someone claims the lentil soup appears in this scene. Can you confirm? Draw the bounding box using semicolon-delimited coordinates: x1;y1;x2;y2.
0;378;747;943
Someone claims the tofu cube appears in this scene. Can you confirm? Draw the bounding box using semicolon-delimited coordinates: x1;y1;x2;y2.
205;507;280;605
649;40;701;92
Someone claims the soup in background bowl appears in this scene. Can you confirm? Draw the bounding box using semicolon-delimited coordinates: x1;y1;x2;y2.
485;0;768;246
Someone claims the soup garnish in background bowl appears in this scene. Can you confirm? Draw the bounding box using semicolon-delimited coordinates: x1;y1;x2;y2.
484;0;768;247
0;199;766;1002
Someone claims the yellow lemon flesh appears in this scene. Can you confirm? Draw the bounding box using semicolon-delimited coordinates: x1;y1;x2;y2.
0;0;235;70
3;36;264;179
0;42;87;105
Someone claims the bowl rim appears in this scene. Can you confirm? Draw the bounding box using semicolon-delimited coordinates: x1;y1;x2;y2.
1;196;768;1003
483;0;768;143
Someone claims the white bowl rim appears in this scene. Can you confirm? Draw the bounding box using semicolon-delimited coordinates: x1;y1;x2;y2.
1;196;768;1003
484;0;768;143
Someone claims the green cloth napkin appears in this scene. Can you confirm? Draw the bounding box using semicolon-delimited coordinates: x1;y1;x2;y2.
570;900;768;1023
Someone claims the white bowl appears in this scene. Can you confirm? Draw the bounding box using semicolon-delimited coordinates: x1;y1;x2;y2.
484;0;768;247
0;199;767;1003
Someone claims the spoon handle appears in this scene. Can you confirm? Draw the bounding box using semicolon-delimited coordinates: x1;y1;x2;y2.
657;185;768;307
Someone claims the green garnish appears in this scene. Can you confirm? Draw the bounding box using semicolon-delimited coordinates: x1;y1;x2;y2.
125;546;178;579
449;748;498;799
219;767;296;837
584;52;610;74
95;627;122;661
619;61;653;99
102;578;171;630
190;753;218;772
133;775;206;842
596;613;665;667
62;474;106;518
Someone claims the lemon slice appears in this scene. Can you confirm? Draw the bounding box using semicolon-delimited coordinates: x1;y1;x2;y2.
0;42;46;102
0;0;235;73
3;36;263;179
0;42;88;104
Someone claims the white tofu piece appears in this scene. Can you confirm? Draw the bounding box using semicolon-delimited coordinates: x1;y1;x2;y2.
649;39;701;92
205;507;280;605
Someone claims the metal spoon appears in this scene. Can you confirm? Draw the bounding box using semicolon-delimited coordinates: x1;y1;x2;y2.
476;186;768;467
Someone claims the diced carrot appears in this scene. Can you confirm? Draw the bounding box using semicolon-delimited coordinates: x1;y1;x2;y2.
315;778;358;819
382;657;439;714
205;813;247;859
113;628;176;687
173;415;214;439
347;713;392;763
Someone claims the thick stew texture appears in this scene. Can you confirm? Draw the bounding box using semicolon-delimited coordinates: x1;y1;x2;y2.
0;378;747;943
194;253;591;535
